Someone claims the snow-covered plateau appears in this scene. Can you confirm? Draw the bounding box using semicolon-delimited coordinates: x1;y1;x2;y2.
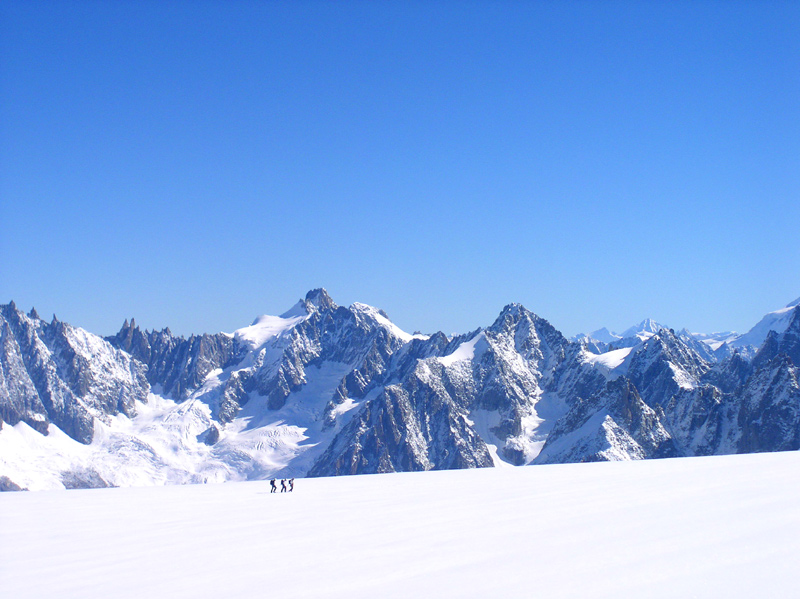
2;450;799;598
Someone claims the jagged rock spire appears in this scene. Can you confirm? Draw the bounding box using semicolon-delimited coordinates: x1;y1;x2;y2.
304;288;336;312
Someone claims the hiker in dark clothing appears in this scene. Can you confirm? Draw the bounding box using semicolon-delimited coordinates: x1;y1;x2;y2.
270;479;277;493
289;478;294;492
280;479;287;492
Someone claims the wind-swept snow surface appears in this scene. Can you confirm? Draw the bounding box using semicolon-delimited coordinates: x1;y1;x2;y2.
2;451;799;599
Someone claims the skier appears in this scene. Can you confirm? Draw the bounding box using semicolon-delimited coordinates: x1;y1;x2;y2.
289;478;294;492
280;479;287;493
270;479;277;493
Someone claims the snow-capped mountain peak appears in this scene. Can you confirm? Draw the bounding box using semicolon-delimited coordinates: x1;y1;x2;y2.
586;326;622;344
234;312;309;351
619;318;668;340
348;302;423;342
576;319;668;346
690;330;739;351
731;300;800;349
303;287;337;312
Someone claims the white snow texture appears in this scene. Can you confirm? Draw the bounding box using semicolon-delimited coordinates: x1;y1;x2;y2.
1;451;798;598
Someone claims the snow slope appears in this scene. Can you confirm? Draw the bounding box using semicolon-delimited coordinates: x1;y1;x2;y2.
1;290;429;489
732;298;800;349
0;372;373;490
691;330;739;351
437;331;486;366
233;311;308;351
582;346;633;376
2;451;799;599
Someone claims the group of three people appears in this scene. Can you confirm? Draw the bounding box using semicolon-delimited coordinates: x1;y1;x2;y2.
270;478;294;493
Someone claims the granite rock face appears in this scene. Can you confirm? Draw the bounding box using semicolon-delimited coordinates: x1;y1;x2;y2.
0;303;149;444
737;355;800;453
309;382;495;476
310;303;608;475
532;309;800;463
106;319;239;401
536;378;677;464
60;467;113;489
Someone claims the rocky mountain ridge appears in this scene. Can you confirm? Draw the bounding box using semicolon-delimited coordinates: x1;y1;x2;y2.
576;297;800;358
1;290;799;490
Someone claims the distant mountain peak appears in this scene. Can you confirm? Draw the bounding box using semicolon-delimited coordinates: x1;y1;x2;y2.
577;319;668;345
620;318;667;339
585;327;621;344
490;302;538;333
304;288;336;312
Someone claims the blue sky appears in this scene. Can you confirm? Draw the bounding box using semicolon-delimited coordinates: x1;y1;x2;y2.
1;1;798;338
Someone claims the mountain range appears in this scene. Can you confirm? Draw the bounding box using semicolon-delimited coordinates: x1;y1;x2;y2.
1;290;798;490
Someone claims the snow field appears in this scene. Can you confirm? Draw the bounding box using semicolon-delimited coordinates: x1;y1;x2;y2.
437;332;486;366
582;346;633;373
233;312;308;351
0;357;378;490
2;451;799;598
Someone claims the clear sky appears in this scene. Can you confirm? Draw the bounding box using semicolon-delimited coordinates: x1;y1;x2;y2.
1;1;798;338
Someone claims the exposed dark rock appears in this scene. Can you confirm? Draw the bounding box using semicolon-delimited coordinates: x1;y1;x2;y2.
0;302;149;444
311;303;607;474
625;329;711;409
308;381;494;477
535;378;677;464
703;350;753;394
217;371;252;424
752;306;800;369
738;355;800;453
106;321;240;401
0;475;27;491
61;468;113;489
202;424;220;445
